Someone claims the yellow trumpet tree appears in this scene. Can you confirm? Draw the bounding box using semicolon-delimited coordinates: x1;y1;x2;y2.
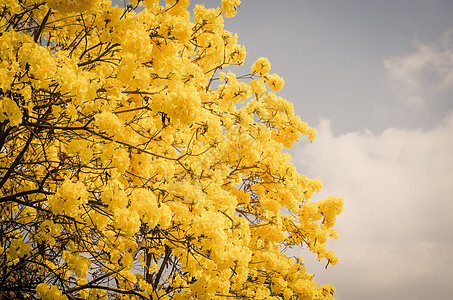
0;0;343;299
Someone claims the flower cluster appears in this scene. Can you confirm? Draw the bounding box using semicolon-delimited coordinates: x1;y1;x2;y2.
48;180;89;217
0;96;23;127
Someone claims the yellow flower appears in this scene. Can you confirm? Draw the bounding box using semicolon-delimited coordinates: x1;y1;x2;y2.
251;57;271;76
113;208;141;237
48;180;88;217
250;78;266;95
67;138;93;164
221;0;241;18
265;73;285;91
46;0;102;15
130;188;159;226
62;251;91;278
95;112;122;136
0;97;22;127
36;283;67;300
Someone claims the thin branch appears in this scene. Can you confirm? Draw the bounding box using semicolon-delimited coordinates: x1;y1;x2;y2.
33;8;52;43
0;189;54;204
0;132;33;189
78;43;120;67
153;245;171;289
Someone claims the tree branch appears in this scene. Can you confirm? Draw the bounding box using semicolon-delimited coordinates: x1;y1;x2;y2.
153;245;171;289
0;132;33;189
33;8;52;43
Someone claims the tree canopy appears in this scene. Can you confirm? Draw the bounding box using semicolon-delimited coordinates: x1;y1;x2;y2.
0;0;343;299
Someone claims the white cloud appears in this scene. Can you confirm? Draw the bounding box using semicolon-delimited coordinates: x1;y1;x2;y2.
293;112;453;300
384;30;453;109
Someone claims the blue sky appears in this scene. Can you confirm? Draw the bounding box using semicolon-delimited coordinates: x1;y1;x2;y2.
224;0;453;135
221;1;453;299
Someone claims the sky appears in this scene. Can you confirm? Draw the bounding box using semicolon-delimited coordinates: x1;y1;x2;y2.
221;1;453;299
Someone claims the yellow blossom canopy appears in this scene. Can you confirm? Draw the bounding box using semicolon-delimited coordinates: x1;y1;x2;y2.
0;0;343;299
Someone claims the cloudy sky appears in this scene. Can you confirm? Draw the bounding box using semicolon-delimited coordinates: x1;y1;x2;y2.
222;1;453;299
